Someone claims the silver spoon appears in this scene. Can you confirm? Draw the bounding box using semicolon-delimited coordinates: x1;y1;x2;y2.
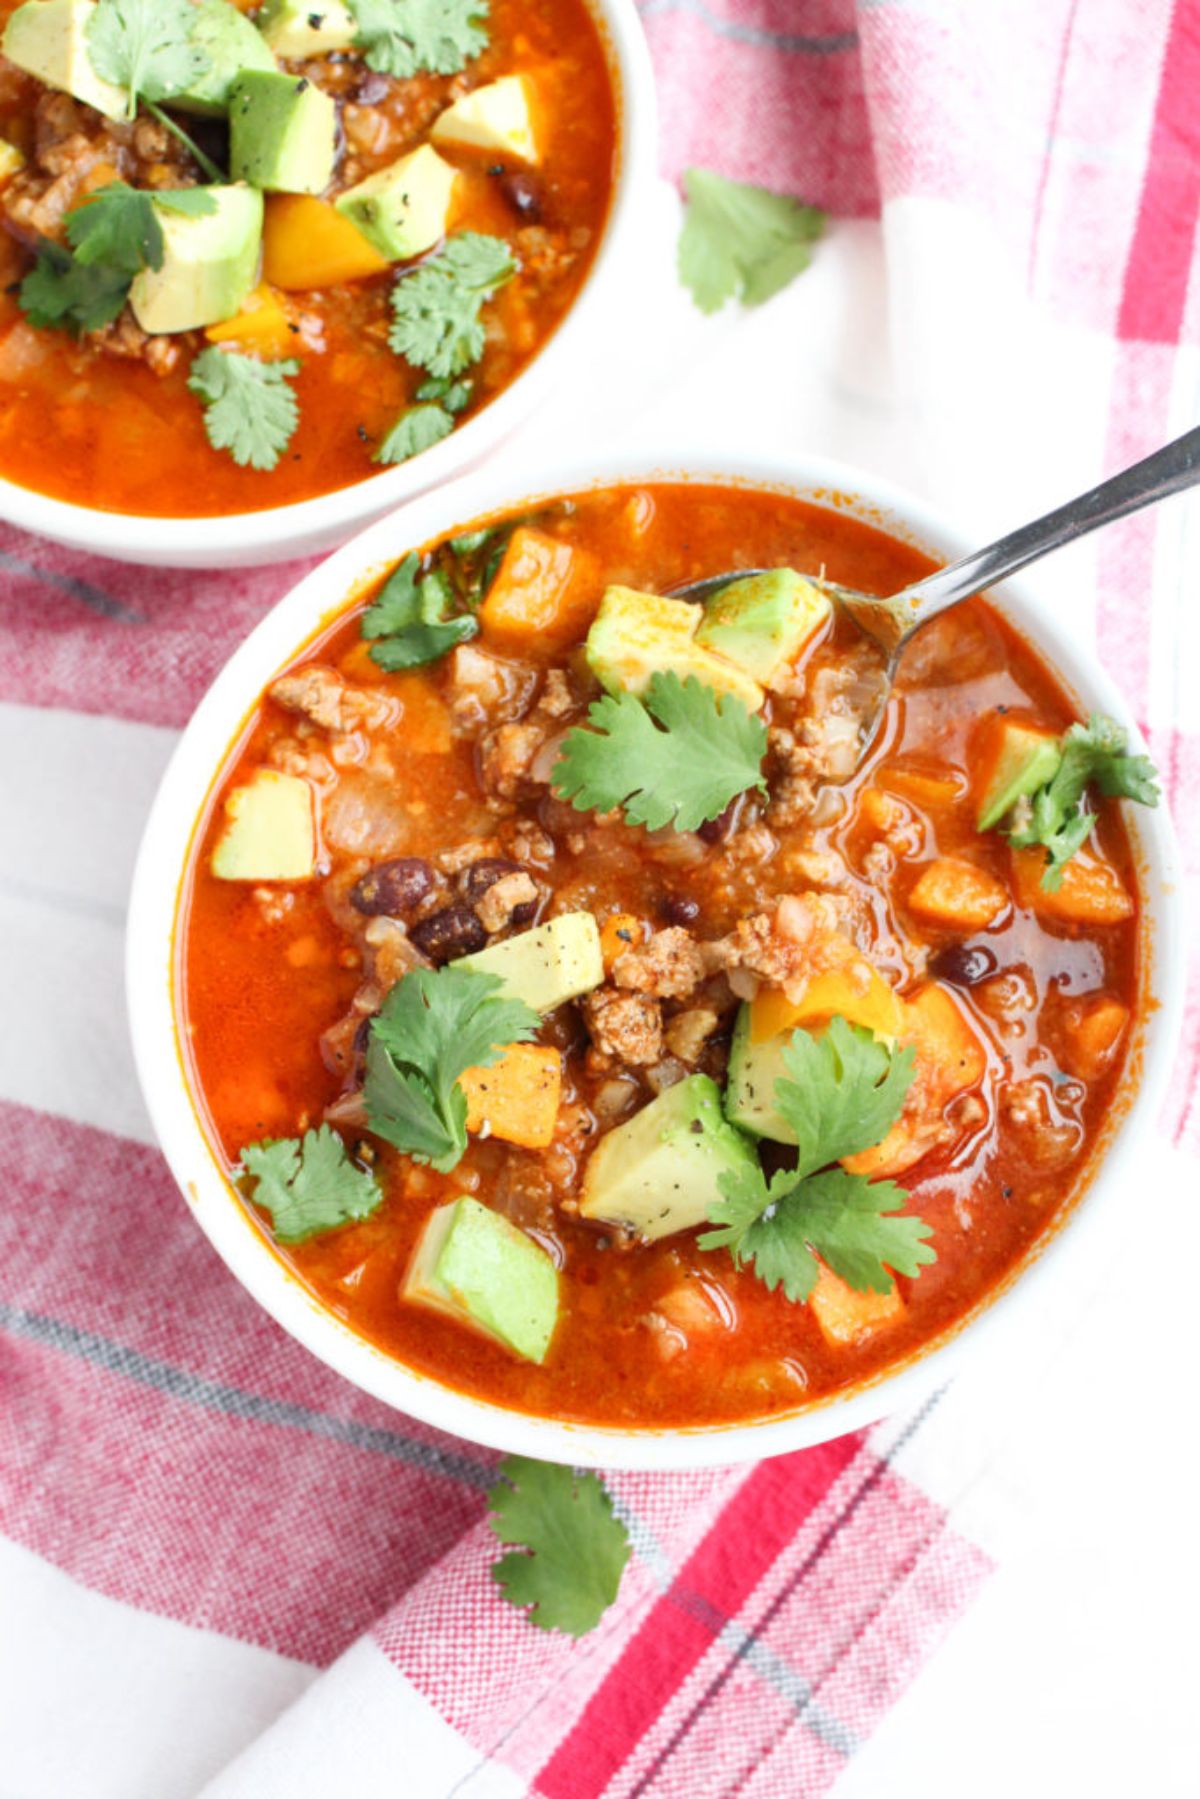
674;425;1200;768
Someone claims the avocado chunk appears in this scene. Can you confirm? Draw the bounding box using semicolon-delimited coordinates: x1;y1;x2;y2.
172;0;277;116
695;569;831;686
130;185;262;333
229;70;337;196
724;1003;795;1144
403;1196;559;1363
211;768;315;881
579;1073;758;1242
976;720;1062;831
334;144;458;263
256;0;357;57
585;586;765;712
432;75;539;164
457;913;604;1014
3;0;127;121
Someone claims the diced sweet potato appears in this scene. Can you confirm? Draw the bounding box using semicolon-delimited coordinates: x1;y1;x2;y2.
263;194;389;290
878;761;965;809
858;787;909;836
205;284;296;359
1011;846;1134;926
810;1263;904;1346
752;962;903;1045
845;982;987;1178
1059;995;1130;1080
908;857;1010;931
480;527;600;650
599;911;648;972
460;1044;561;1149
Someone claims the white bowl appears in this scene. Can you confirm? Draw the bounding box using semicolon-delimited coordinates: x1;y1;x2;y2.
0;0;657;569
127;450;1186;1469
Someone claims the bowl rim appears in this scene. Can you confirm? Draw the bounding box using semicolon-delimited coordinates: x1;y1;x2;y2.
126;447;1187;1471
0;0;658;568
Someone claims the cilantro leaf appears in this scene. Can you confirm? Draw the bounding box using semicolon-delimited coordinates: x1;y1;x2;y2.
702;1163;934;1302
188;348;301;472
360;551;479;669
551;671;768;833
488;1455;631;1636
19;242;131;334
240;1125;382;1244
365;965;539;1171
86;0;209;116
678;168;824;314
415;374;473;413
699;1019;931;1301
389;233;517;380
351;0;489;77
375;402;456;466
1002;712;1160;890
65;181;215;272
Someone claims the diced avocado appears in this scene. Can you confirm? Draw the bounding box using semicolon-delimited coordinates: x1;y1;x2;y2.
403;1196;559;1363
256;0;357;57
580;1073;758;1243
457;913;604;1014
585;586;765;712
0;139;25;185
976;720;1062;831
211;768;315;881
172;0;277;117
129;185;263;334
695;569;831;686
431;75;538;164
3;0;127;121
724;1003;795;1144
334;145;458;263
229;70;337;196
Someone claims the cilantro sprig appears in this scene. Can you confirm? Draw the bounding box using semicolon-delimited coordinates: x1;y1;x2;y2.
551;671;768;833
351;0;490;77
188;348;301;473
389;233;517;380
86;0;224;177
678;169;825;314
361;551;479;668
19;184;215;336
240;1124;382;1244
1001;713;1160;890
488;1455;631;1637
699;1018;934;1302
375;377;472;467
364;965;539;1171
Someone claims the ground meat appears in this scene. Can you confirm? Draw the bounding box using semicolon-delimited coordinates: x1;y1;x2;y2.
582;988;664;1066
664;1007;721;1064
270;666;395;736
449;643;538;731
501;817;556;866
704;893;853;993
766;645;886;823
436;837;502;874
474;870;539;934
478;718;552;801
612;927;705;1001
92;310;182;375
362;916;429;991
537;666;576;718
999;1079;1084;1169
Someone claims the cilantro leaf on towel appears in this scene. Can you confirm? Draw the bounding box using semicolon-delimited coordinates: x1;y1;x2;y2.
678;169;825;313
488;1456;631;1636
551;671;768;833
365;965;539;1171
700;1017;932;1301
240;1125;382;1244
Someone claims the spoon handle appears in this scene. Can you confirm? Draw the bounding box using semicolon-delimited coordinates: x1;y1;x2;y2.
899;423;1200;623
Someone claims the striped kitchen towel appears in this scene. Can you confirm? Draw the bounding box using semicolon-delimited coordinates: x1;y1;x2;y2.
1;2;1197;1795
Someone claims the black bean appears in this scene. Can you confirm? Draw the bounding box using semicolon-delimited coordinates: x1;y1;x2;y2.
499;172;542;221
350;858;436;918
353;71;390;105
929;942;999;988
662;894;700;926
458;857;523;899
410;904;487;963
697;801;737;845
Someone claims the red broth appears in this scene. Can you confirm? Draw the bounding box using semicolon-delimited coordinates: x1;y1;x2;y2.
179;483;1141;1427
